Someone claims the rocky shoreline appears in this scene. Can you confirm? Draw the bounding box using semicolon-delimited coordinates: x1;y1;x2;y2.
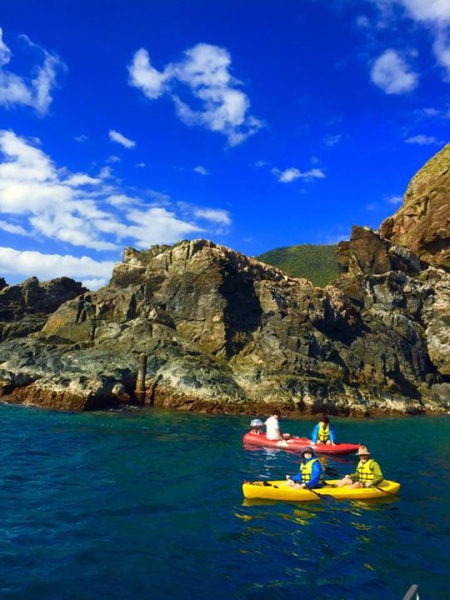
0;145;449;415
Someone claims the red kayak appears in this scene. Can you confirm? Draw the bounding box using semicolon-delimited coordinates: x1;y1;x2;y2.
243;430;360;456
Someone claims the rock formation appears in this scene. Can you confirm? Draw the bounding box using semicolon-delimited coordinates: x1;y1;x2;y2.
379;143;450;271
0;276;87;342
0;146;448;415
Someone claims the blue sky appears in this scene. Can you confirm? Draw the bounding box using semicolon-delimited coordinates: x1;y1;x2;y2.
0;0;449;289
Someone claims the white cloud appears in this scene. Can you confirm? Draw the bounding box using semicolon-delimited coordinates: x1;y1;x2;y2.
128;43;263;145
324;134;342;147
0;130;232;284
397;1;450;78
194;165;208;175
433;32;450;79
417;107;440;116
367;2;450;79
193;208;231;225
405;133;441;144
0;28;64;114
0;247;114;289
63;173;101;186
0;220;29;235
128;48;170;99
356;15;371;28
124;206;203;248
398;0;450;24
109;129;136;149
272;167;326;183
387;195;404;204
276;168;301;183
370;49;418;93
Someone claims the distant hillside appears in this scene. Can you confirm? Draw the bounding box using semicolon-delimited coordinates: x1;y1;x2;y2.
256;244;339;287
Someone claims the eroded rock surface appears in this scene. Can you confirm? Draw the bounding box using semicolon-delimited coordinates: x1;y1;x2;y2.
379;143;450;271
0;237;448;415
0;146;449;415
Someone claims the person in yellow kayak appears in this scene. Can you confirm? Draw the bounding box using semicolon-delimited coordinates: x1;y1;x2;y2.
311;414;336;445
335;446;384;488
286;446;324;489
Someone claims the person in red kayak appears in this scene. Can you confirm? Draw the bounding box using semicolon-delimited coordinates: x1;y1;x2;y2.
311;414;336;445
264;410;290;441
285;446;324;489
334;446;384;488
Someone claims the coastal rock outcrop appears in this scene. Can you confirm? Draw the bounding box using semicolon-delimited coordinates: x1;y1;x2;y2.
0;236;448;415
0;276;87;342
379;143;450;271
0;146;449;415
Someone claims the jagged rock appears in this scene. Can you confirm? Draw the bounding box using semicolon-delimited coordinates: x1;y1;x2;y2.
337;226;422;277
0;148;449;415
379;143;450;271
0;277;87;341
0;239;448;414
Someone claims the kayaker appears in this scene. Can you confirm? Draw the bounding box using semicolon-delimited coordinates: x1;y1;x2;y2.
311;414;336;445
264;410;290;441
334;446;384;488
286;446;324;489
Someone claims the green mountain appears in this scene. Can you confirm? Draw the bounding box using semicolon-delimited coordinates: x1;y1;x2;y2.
256;244;339;287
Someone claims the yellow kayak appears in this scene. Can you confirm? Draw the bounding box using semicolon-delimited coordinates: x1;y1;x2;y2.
242;479;401;502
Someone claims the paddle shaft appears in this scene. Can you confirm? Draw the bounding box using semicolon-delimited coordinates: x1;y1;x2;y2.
258;481;329;501
375;486;399;497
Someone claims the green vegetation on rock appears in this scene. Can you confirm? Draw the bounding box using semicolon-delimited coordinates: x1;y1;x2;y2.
256;244;339;287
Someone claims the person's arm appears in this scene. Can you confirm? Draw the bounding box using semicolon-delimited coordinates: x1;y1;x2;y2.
349;467;360;482
329;426;336;444
306;461;322;488
311;424;319;443
368;461;384;487
288;471;302;483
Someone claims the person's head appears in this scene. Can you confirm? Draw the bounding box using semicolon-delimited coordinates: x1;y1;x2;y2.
301;446;315;461
272;410;280;419
320;414;330;424
357;446;371;461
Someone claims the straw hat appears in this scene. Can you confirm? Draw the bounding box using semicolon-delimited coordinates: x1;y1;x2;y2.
357;445;371;456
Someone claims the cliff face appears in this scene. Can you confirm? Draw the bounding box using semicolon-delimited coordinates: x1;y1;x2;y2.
0;236;448;415
0;276;87;342
379;144;450;271
0;147;449;416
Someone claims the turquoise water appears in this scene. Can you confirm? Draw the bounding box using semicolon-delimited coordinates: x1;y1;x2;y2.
0;404;449;599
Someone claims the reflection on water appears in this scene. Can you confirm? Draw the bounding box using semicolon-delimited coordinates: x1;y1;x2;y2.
0;405;449;600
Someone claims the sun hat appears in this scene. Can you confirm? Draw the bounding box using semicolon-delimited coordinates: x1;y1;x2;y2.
357;445;371;456
301;446;315;457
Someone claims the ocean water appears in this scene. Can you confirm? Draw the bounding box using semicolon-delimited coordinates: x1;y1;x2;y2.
0;404;448;600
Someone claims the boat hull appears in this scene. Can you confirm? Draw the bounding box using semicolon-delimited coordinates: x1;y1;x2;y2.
243;431;359;455
242;479;401;502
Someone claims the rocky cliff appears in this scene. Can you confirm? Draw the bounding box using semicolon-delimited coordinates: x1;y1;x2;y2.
0;276;87;342
379;143;450;271
0;148;449;416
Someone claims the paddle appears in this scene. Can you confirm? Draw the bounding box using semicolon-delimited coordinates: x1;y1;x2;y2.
325;466;340;477
374;486;399;498
248;481;335;504
324;468;400;497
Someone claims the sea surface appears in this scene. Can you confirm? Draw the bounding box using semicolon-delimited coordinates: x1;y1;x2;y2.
0;403;449;600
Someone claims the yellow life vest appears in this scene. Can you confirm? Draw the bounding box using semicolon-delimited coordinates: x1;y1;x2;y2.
356;459;375;483
300;458;324;485
318;423;330;443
